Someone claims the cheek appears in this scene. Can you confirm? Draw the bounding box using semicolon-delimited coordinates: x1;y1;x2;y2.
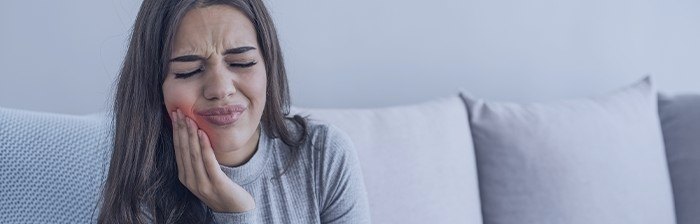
248;69;267;105
162;81;198;118
234;69;267;113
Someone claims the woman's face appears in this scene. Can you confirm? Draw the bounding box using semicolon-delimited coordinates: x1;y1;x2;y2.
162;5;266;155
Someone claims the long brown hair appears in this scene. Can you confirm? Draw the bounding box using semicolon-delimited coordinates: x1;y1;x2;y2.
97;0;307;223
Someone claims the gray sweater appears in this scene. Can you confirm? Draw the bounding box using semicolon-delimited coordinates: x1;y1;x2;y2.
145;120;371;223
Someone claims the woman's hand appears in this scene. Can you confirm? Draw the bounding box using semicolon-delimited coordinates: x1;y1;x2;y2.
171;108;256;213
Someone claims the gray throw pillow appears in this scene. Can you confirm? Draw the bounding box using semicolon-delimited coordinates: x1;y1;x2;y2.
658;93;700;224
461;77;676;224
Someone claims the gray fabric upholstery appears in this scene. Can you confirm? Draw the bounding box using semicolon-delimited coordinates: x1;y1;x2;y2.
0;108;112;223
659;93;700;224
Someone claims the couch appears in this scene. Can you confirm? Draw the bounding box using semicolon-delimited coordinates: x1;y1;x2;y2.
1;76;698;224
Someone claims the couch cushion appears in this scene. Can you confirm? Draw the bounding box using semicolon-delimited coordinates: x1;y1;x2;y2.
291;95;482;224
0;108;111;223
461;77;676;224
659;93;700;224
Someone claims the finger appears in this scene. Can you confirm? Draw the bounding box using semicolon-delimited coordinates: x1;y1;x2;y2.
177;109;195;187
186;117;210;189
199;130;226;181
171;111;184;182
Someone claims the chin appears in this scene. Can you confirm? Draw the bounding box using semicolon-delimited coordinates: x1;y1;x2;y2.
208;128;252;152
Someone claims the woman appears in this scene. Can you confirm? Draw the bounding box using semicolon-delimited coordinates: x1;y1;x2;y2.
97;0;370;223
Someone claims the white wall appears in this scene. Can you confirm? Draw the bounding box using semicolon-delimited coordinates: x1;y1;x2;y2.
1;0;699;115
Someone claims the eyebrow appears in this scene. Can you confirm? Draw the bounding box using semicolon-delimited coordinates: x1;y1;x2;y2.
169;46;257;62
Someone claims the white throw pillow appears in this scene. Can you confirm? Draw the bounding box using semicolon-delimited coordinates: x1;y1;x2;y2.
291;95;482;224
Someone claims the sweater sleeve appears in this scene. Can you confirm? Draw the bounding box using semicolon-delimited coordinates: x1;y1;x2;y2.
316;125;372;224
140;203;255;223
210;210;255;223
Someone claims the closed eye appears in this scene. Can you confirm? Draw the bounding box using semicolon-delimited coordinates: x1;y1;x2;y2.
173;61;256;79
230;61;257;68
174;68;203;79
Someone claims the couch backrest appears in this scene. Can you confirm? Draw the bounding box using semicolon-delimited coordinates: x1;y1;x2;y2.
1;92;698;224
659;93;700;224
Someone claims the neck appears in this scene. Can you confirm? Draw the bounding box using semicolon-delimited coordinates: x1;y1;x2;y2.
215;127;261;167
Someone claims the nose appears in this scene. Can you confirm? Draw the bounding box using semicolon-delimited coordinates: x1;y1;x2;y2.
203;64;236;101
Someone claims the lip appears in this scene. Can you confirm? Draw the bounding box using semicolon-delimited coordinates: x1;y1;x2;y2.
195;104;247;126
196;104;247;116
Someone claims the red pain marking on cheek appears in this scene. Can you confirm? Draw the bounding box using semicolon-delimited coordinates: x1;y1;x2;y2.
208;132;219;151
210;141;218;151
197;125;218;151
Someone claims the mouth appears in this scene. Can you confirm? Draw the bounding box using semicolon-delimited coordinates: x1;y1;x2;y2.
195;104;247;127
200;111;244;127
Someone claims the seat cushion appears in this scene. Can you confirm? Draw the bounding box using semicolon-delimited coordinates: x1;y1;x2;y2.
461;76;676;224
659;93;700;224
292;95;482;224
0;108;112;223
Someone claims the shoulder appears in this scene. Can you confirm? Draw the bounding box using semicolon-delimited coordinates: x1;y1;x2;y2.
294;119;370;222
303;118;356;157
282;116;354;153
282;117;357;168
